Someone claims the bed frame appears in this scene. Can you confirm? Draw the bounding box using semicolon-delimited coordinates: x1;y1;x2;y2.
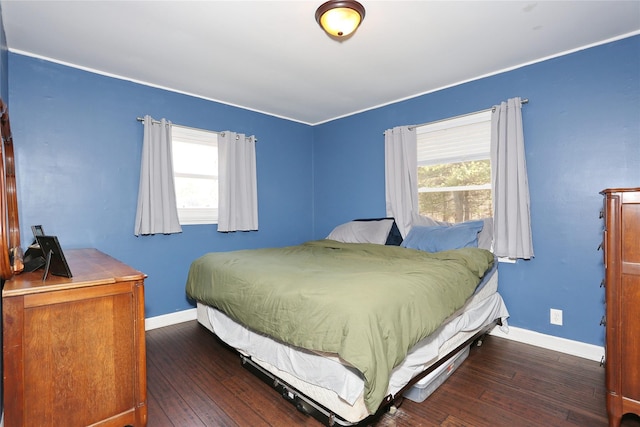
238;320;498;426
196;279;506;427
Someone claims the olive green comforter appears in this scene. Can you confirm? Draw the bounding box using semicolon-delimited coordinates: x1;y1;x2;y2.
185;240;494;413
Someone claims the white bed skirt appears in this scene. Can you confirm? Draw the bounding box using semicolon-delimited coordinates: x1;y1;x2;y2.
196;271;509;423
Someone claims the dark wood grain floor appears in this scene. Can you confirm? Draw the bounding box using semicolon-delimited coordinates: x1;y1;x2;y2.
146;320;640;426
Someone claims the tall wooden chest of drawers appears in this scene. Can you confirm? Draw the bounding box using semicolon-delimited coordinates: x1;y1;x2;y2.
2;248;147;426
601;188;640;427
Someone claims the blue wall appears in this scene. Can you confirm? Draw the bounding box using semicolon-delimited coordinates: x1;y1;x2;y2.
312;36;640;346
9;54;314;317
7;36;639;347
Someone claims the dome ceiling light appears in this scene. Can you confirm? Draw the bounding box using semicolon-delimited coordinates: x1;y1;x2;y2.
315;1;366;38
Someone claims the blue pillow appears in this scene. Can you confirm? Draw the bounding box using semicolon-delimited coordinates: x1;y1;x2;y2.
401;220;484;252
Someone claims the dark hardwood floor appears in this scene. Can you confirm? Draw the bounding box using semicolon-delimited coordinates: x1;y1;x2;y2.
146;320;640;426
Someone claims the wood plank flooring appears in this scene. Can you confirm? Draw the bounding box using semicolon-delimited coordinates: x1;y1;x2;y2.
146;320;640;426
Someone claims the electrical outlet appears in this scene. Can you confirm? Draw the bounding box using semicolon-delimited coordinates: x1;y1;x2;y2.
550;308;563;326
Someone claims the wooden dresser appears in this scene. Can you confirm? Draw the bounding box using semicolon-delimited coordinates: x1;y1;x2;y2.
601;188;640;427
2;248;147;427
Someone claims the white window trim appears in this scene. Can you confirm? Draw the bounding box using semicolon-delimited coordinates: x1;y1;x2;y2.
418;183;491;193
171;125;219;225
177;208;218;225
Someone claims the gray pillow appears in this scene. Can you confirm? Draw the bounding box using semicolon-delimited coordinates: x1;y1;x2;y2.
327;219;394;244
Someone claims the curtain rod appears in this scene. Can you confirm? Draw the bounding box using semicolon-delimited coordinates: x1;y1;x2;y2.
136;117;258;141
136;116;222;135
405;98;529;132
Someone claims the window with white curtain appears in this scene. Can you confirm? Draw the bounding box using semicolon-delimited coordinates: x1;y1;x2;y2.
416;110;492;223
171;125;218;225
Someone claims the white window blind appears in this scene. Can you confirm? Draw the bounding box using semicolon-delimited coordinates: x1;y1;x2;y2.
416;110;491;166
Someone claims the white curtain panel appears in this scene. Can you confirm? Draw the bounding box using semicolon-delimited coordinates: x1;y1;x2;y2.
217;131;258;232
134;115;182;236
491;97;534;259
384;126;417;238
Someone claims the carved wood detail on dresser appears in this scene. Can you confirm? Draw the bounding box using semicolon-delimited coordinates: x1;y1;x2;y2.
2;248;147;427
601;188;640;427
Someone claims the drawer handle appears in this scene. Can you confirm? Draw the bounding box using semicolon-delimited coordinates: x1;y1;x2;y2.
600;279;605;288
600;316;606;326
600;355;605;367
599;210;604;219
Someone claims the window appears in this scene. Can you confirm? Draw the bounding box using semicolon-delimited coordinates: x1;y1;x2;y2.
416;111;492;223
171;125;218;225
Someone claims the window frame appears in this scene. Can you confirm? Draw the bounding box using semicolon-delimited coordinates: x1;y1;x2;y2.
171;125;219;225
415;110;492;223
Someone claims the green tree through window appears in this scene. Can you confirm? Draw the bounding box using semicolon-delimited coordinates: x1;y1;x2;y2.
418;160;492;222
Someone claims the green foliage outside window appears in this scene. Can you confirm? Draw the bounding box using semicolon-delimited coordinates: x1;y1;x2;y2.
418;160;492;223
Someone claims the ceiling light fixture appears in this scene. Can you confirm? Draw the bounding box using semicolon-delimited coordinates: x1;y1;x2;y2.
315;1;366;38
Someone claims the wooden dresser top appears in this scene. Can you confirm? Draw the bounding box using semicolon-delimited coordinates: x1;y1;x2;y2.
2;248;146;297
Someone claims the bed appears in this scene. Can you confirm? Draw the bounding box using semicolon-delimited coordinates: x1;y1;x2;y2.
186;218;509;425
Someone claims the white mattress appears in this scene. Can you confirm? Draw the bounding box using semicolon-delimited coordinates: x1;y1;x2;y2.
196;270;509;423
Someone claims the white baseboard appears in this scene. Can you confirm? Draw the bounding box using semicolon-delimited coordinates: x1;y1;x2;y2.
145;308;197;331
490;325;605;362
143;308;605;362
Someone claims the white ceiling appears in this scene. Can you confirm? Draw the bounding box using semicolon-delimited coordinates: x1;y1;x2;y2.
1;1;639;125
